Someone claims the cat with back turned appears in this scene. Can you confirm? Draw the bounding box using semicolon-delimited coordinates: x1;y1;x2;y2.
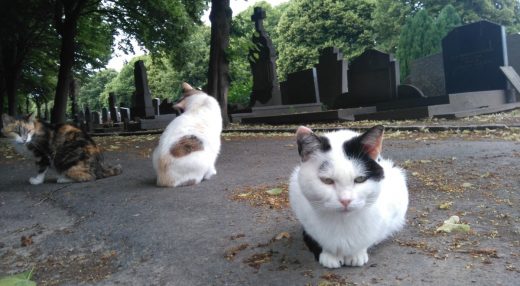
152;82;222;187
2;113;122;184
289;125;409;268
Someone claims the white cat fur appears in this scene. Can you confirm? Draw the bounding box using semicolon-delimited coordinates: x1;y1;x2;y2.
152;83;222;187
289;128;408;268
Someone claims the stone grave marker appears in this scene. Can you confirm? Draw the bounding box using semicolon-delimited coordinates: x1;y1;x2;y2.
133;60;155;119
84;107;92;132
409;53;446;97
248;7;282;107
120;107;131;122
153;98;161;115
280;68;320;105
159;99;177;114
315;47;348;108
347;49;399;107
101;107;109;123
442;20;508;94
507;34;520;75
108;92;119;123
91;111;101;125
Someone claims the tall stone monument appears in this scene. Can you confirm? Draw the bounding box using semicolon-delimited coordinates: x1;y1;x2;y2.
249;7;282;107
315;47;349;108
133;60;155;119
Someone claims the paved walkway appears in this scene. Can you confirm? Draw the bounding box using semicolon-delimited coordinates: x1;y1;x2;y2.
0;133;519;285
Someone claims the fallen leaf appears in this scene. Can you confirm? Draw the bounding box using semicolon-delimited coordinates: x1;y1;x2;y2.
438;201;453;210
436;216;471;233
0;270;36;286
274;232;291;240
20;235;33;247
266;188;283;196
462;182;473;188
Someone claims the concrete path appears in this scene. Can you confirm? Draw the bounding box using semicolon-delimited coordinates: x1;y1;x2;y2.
0;133;519;285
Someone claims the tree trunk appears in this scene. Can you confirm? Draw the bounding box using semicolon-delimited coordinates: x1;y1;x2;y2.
2;45;22;117
51;0;84;124
207;0;231;126
51;20;77;124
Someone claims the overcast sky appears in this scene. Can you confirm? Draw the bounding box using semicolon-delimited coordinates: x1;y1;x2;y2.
106;0;289;71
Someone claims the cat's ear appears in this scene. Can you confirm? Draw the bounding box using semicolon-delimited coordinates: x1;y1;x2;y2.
182;82;194;92
296;126;329;162
25;113;36;122
359;125;384;160
2;113;16;125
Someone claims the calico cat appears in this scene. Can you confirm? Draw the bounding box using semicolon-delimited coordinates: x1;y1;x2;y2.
1;113;122;184
289;125;408;268
152;82;222;187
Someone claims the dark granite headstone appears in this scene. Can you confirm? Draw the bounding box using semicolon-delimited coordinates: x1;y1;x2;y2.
133;60;155;119
410;53;446;97
507;34;520;77
108;92;119;123
347;49;399;107
84;107;92;132
397;84;426;99
120;107;131;122
442;20;508;94
153;98;160;115
249;7;282;107
91;111;101;125
315;47;348;108
159;99;177;114
280;68;320;105
101;107;109;123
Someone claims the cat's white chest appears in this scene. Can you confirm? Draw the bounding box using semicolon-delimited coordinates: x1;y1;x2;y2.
13;143;34;159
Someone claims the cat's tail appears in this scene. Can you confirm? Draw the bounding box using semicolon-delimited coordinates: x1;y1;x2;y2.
100;163;123;178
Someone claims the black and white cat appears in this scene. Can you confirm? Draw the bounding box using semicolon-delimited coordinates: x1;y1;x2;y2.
289;125;408;268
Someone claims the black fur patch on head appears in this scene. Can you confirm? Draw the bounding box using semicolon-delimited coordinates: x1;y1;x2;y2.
297;133;331;161
303;229;322;261
343;136;384;181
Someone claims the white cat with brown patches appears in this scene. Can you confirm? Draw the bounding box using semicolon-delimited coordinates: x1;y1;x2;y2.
289;125;408;268
152;83;222;187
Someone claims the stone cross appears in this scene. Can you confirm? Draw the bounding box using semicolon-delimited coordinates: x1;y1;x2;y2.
249;7;282;107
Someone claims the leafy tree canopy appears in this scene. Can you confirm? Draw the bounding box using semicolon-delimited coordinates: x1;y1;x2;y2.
275;0;376;80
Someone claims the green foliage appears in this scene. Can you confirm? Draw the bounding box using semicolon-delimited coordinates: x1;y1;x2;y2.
275;0;376;80
99;54;182;109
78;69;118;110
174;25;211;89
227;1;288;105
397;4;463;80
0;269;36;286
372;0;412;54
421;0;520;32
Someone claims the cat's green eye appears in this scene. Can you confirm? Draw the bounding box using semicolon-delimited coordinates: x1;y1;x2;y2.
320;177;334;185
354;176;367;183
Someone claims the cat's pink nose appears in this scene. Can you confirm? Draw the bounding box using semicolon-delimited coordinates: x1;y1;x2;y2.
340;199;351;207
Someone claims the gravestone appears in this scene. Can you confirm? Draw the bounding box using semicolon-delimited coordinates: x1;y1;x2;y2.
507;34;520;77
410;53;446;97
248;7;282;107
153;98;161;115
315;47;348;108
91;111;101;125
101;107;109;123
84;107;92;132
133;60;155;119
280;68;320;105
159;99;177;114
108;92;119;123
347;49;399;107
120;107;131;122
442;20;508;94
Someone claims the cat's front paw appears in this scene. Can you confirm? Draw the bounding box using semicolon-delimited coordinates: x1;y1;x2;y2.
29;176;44;185
319;252;343;268
344;249;368;267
